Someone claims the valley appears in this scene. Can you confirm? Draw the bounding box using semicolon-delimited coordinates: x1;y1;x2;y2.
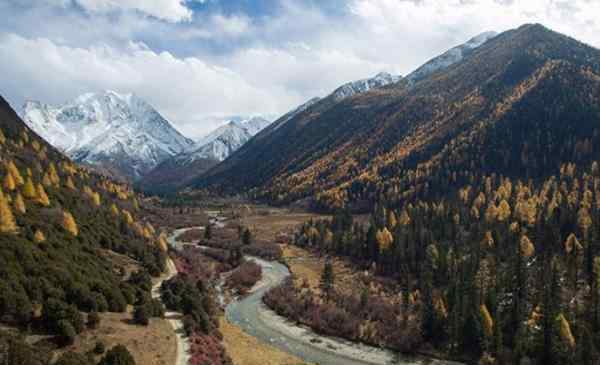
3;15;600;365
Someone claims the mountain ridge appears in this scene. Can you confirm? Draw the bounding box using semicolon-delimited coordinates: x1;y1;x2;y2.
189;24;600;211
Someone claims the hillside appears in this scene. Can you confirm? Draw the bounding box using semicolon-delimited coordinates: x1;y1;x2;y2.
0;95;168;359
192;24;600;211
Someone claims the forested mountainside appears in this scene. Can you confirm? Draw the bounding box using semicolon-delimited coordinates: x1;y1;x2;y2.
288;161;600;363
0;96;167;359
193;24;600;213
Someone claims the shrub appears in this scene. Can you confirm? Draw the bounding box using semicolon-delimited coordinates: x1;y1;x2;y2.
133;305;150;326
87;311;100;330
98;345;135;365
57;319;76;346
94;341;106;354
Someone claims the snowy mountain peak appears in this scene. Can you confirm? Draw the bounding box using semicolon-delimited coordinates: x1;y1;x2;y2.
406;31;498;83
331;72;402;101
22;91;194;180
180;116;272;163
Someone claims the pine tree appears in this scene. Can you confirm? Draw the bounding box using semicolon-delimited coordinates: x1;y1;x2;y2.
320;259;335;302
0;189;17;234
62;210;78;237
204;223;212;240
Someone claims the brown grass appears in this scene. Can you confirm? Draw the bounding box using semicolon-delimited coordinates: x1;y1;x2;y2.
219;316;307;365
61;307;177;365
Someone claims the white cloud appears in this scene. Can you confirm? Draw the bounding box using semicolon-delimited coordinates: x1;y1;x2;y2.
0;33;285;138
72;0;193;22
2;0;600;140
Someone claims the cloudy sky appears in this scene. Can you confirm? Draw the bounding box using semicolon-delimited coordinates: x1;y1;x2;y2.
1;0;599;138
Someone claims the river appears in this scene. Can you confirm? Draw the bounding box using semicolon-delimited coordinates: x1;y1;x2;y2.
170;222;462;365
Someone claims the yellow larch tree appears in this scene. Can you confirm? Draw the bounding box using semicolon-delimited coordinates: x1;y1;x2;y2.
33;229;46;243
157;232;168;252
22;177;37;199
3;172;16;191
520;235;535;258
110;203;119;217
13;193;26;214
122;210;134;225
62;210;78;237
0;129;5;145
6;161;24;186
65;176;76;190
0;189;18;234
480;304;494;338
47;163;60;186
36;184;50;207
556;313;576;349
376;227;393;252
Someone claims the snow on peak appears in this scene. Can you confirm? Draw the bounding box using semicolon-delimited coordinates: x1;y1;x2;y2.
180;116;272;163
406;31;498;83
22;91;194;179
331;72;402;101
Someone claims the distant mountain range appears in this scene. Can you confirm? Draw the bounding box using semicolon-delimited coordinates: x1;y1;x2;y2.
190;24;600;211
138;116;272;192
22;91;194;180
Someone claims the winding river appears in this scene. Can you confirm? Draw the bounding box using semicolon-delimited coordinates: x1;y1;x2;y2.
169;221;461;365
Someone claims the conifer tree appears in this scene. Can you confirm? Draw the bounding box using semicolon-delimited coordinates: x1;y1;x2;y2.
62;210;78;237
65;176;76;190
0;189;17;234
13;192;26;214
7;161;24;185
3;172;15;191
36;184;50;206
22;177;37;199
34;229;46;243
320;259;335;302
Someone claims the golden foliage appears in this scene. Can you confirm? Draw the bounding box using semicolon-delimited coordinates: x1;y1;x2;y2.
520;235;535;258
398;209;411;226
480;304;494;338
387;211;397;228
36;184;50;207
13;192;26;214
33;229;46;243
110;203;119;217
556;313;576;349
65;176;76;190
62;210;78;237
0;190;17;234
497;199;511;221
3;172;15;191
564;233;583;254
157;232;168;252
6;161;24;186
482;231;494;248
122;210;134;225
484;203;498;223
22;177;37;199
0;129;5;144
376;227;394;252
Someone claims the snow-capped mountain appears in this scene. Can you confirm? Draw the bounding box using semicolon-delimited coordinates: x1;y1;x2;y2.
22;91;194;180
331;72;402;101
406;31;498;83
139;116;271;192
182;116;272;163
